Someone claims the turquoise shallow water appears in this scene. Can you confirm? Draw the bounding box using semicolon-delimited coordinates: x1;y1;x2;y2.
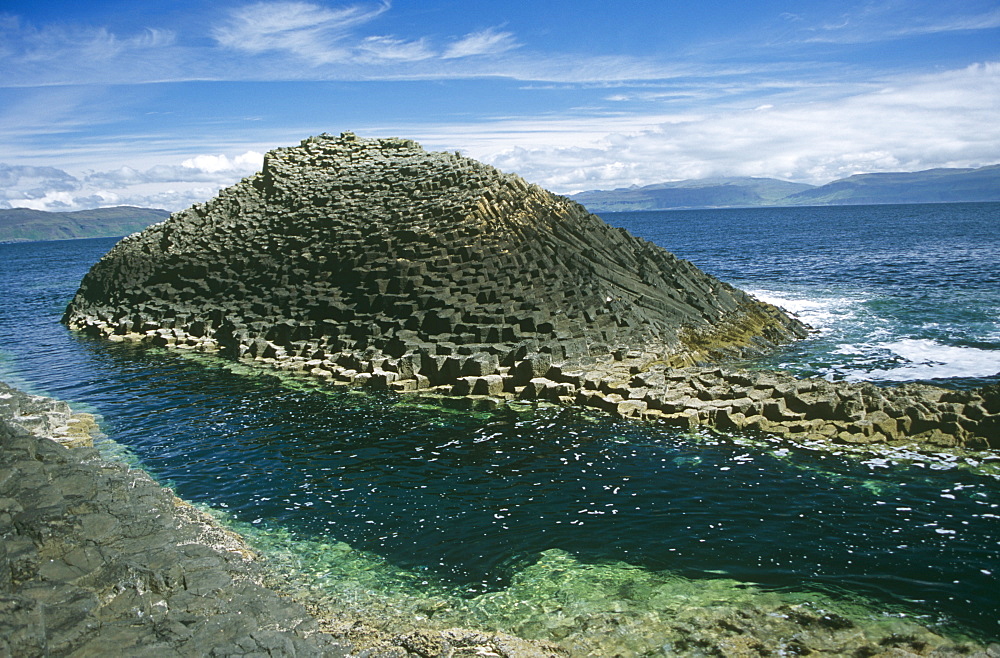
1;203;999;646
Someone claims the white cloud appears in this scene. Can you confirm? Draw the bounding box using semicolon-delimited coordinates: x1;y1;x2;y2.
443;27;520;59
893;7;1000;36
212;1;391;64
0;151;266;212
407;62;1000;192
2;61;996;211
0;163;78;193
0;15;184;88
800;3;1000;44
5;190;82;211
357;35;433;61
0;4;689;86
181;151;264;174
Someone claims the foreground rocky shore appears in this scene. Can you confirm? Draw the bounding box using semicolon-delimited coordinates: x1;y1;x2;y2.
2;381;999;656
0;382;347;656
0;382;563;657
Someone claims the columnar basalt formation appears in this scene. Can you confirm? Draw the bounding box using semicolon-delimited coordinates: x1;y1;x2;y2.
62;133;998;449
63;132;804;387
528;359;1000;450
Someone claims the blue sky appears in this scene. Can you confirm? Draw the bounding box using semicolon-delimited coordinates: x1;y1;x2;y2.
1;0;998;211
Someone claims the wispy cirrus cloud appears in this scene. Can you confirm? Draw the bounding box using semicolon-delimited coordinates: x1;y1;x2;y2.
890;6;1000;36
5;14;177;65
357;35;434;61
0;13;187;87
797;2;1000;44
443;27;520;59
0;2;668;86
213;2;518;65
211;1;391;64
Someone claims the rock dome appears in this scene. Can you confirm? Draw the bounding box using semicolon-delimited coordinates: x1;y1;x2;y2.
64;132;807;395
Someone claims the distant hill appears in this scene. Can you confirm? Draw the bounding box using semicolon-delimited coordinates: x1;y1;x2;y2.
779;165;1000;206
0;206;171;243
570;177;813;211
570;164;1000;211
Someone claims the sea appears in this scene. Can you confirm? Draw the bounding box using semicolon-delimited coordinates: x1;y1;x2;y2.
1;202;998;651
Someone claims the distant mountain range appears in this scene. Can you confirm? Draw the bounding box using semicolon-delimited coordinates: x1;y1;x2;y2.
0;206;171;243
569;164;1000;212
2;163;998;242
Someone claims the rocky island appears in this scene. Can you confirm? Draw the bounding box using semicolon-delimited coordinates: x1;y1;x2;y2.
63;132;998;449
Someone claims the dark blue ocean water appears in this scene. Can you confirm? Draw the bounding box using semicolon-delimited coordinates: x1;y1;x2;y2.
0;202;998;642
605;203;1000;388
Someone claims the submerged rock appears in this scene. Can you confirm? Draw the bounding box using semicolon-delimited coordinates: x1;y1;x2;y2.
63;132;805;387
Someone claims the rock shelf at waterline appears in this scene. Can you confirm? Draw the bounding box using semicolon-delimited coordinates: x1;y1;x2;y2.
0;380;99;448
0;383;347;656
63;132;998;449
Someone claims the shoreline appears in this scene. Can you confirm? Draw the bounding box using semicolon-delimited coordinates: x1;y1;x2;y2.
73;324;1000;452
0;381;566;657
0;382;349;657
2;380;998;656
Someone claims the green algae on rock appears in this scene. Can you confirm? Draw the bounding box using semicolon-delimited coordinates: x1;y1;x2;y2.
62;132;805;389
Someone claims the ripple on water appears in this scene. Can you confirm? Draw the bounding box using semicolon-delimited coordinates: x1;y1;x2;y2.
65;353;996;644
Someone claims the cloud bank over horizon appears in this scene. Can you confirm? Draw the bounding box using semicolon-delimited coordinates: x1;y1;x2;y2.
1;0;997;211
0;152;264;211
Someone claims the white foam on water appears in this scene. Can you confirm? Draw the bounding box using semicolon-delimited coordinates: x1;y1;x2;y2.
850;339;1000;382
745;289;1000;385
747;289;864;334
